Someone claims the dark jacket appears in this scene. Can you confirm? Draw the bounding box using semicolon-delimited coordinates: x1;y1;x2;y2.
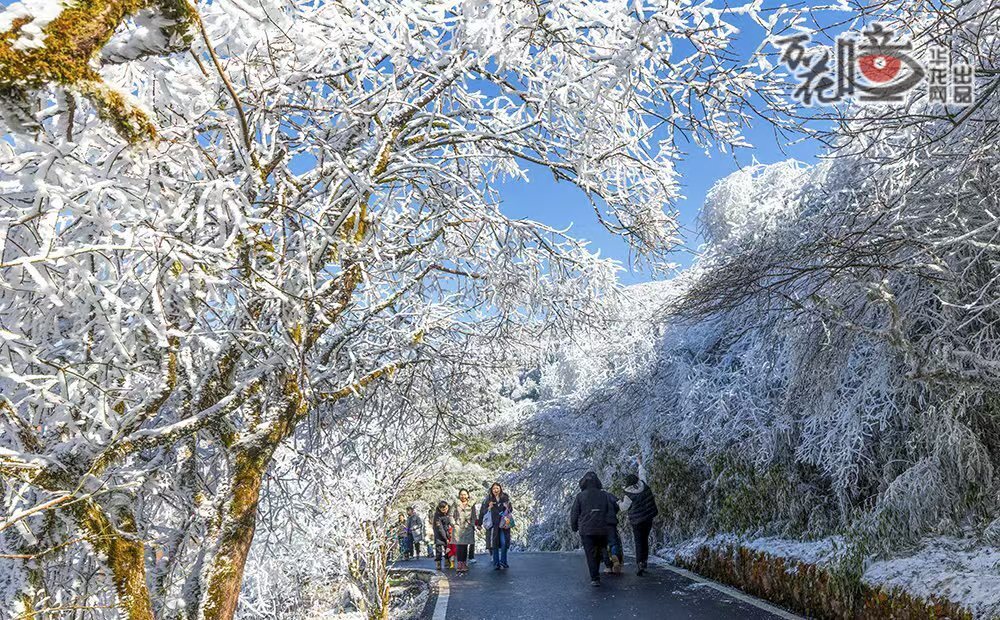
432;510;453;544
478;492;513;548
570;472;618;536
622;481;659;525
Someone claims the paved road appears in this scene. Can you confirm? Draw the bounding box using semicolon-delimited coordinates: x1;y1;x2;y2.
398;552;793;619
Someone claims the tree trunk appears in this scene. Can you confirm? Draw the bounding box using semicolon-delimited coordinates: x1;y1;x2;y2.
349;517;392;620
198;373;309;620
198;450;268;620
371;528;391;620
75;501;155;620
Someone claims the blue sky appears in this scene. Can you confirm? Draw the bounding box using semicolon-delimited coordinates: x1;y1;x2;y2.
0;0;834;285
498;124;824;285
497;9;837;285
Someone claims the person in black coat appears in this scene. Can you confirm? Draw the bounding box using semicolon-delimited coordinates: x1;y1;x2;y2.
432;501;454;570
570;471;618;586
620;470;659;575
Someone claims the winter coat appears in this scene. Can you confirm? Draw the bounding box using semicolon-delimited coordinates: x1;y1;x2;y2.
620;481;659;525
452;501;477;545
432;511;453;545
478;492;513;548
609;492;621;532
570;471;618;536
407;514;425;542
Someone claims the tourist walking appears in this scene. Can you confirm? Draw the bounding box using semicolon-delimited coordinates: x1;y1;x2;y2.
478;482;513;570
432;501;453;571
396;513;411;560
406;506;426;559
453;488;477;573
620;468;659;575
570;471;618;587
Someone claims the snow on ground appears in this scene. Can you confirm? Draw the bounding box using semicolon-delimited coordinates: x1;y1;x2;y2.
309;612;365;620
863;538;1000;619
665;534;844;567
663;535;1000;618
299;570;431;620
308;584;428;620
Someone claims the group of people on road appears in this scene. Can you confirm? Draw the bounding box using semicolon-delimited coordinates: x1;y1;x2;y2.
570;468;659;587
395;470;656;588
395;482;514;574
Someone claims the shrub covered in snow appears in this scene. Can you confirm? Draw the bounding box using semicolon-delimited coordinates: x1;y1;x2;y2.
699;160;810;247
516;4;1000;616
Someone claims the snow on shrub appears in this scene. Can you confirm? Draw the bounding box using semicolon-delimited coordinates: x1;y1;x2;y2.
699;160;810;248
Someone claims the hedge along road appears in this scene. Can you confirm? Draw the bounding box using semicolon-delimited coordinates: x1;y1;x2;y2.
403;552;802;619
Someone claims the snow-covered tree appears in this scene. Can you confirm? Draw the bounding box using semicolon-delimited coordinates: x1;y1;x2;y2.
518;0;1000;565
0;0;796;617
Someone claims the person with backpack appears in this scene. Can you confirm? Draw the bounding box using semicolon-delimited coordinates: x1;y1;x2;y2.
570;471;618;587
432;501;454;571
477;482;513;570
619;467;659;576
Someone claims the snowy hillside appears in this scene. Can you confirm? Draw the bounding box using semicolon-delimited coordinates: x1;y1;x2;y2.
518;58;1000;611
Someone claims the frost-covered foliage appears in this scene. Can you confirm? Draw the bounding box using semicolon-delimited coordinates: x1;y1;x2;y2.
238;374;496;619
661;534;1000;618
863;537;1000;618
699;160;811;246
518;0;1000;576
0;0;797;617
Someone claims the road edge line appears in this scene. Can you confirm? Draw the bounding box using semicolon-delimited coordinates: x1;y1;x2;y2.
430;571;449;620
390;566;448;620
648;557;804;620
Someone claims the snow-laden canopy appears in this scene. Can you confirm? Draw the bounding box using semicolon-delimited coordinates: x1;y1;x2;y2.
699;160;811;247
0;0;803;617
518;2;1000;563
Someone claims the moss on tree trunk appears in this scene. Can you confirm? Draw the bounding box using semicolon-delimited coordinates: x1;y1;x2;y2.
0;0;196;143
74;500;155;620
199;451;269;620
